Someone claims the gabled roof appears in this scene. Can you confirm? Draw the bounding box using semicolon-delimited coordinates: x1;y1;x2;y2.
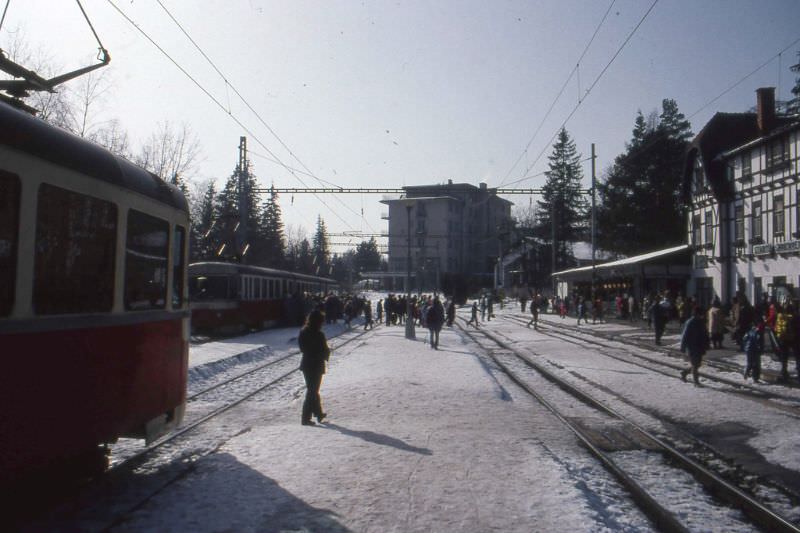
682;112;798;202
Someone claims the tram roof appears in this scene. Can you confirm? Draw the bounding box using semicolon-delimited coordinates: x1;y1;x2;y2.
189;261;338;284
0;101;188;211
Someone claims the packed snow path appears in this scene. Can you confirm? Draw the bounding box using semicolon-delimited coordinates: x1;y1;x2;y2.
109;324;653;532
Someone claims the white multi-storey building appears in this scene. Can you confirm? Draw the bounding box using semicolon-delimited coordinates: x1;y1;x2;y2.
379;181;512;292
685;87;800;308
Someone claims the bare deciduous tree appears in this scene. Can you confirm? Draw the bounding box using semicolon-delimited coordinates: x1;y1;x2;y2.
135;121;202;183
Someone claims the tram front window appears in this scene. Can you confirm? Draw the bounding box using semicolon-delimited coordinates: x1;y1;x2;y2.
189;275;231;301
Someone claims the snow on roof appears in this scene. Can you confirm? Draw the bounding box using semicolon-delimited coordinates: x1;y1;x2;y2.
552;244;690;277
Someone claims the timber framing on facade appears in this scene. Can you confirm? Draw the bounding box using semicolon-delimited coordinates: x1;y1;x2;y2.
683;87;800;308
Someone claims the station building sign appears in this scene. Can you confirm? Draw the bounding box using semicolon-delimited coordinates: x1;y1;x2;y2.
753;244;773;256
775;240;800;254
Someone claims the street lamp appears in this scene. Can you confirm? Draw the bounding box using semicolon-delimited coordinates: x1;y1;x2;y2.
400;198;416;340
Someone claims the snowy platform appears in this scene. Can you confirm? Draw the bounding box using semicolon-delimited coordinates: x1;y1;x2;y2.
118;324;648;531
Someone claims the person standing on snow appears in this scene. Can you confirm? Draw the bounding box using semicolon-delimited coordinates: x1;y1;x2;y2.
707;298;725;349
298;310;330;426
426;297;445;349
446;299;455;327
743;319;765;383
680;306;709;385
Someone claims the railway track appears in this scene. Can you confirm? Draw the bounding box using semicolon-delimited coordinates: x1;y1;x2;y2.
501;313;800;417
456;317;800;532
25;325;377;530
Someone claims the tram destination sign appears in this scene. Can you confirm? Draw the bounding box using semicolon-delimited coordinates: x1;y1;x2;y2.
774;240;800;254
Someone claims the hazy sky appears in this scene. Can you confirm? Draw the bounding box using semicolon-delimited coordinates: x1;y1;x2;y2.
3;0;800;250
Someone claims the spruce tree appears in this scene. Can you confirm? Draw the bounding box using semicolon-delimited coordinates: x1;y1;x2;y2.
254;185;286;268
311;216;330;276
536;128;588;272
596;99;692;255
191;181;217;261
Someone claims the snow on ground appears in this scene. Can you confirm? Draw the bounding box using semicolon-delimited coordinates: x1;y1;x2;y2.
115;323;654;532
66;297;799;531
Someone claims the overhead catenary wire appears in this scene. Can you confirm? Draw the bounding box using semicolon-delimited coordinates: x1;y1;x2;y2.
514;0;659;185
106;0;356;232
497;0;617;188
0;0;10;33
153;0;378;234
607;34;800;177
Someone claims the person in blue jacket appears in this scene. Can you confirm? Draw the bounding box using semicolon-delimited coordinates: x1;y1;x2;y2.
680;306;709;385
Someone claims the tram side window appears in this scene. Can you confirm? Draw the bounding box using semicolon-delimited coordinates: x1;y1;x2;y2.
172;226;186;308
0;172;20;316
125;210;168;310
34;184;116;314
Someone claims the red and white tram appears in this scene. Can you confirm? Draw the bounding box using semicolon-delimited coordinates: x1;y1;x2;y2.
0;101;190;485
189;262;338;334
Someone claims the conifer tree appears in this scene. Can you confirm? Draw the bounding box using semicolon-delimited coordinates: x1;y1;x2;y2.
355;237;382;273
596;99;692;256
191;181;217;261
536;128;588;271
311;216;330;276
253;185;286;268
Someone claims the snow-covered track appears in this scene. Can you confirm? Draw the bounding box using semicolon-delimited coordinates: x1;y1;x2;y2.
457;318;800;532
25;326;377;531
503;313;800;416
115;325;376;471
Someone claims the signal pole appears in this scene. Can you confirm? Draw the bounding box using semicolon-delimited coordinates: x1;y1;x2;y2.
591;143;597;303
237;136;249;262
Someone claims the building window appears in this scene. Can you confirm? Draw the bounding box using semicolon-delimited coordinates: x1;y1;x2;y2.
0;171;20;316
774;195;785;238
734;205;744;244
692;214;701;245
741;152;751;179
752;201;762;242
125;209;169;310
704;211;713;245
693;157;705;192
754;277;763;304
34;184;117;314
768;136;789;168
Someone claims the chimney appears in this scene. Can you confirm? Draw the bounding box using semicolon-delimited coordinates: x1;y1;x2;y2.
756;87;776;134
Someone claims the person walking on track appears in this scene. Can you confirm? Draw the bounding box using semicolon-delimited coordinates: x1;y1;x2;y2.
680;306;709;385
527;294;540;329
298;310;330;426
467;301;480;328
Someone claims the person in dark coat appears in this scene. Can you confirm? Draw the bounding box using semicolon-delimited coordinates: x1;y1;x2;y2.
527;294;540;329
743;319;764;383
650;293;671;346
446;299;455;327
680;306;709;385
298;310;330;425
426;297;445;349
467;301;480;328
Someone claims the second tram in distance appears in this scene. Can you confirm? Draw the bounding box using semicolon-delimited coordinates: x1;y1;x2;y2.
188;262;338;334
